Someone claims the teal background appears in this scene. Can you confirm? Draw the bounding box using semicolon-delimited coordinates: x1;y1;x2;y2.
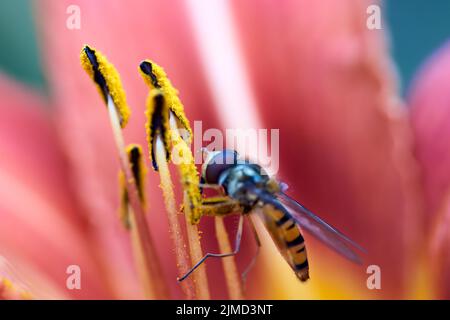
0;0;44;90
386;0;450;94
0;0;449;95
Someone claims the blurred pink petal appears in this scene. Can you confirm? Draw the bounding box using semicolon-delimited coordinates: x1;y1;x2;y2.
225;0;425;297
0;75;111;299
409;41;450;217
409;41;450;298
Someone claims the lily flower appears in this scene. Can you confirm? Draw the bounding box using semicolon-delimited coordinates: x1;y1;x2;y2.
0;0;449;299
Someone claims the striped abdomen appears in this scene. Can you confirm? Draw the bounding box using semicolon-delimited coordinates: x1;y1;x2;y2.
261;202;310;281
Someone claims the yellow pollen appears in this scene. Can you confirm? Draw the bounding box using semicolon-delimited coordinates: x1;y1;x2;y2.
80;45;131;128
139;60;192;141
139;60;202;223
138;59;209;297
172;134;202;224
145;89;171;170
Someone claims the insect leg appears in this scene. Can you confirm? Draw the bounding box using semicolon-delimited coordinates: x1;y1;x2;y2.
200;196;241;216
177;215;244;282
199;180;224;195
199;183;223;190
201;196;232;204
242;215;261;285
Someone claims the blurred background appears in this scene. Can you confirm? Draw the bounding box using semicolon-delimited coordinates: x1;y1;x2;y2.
2;0;450;95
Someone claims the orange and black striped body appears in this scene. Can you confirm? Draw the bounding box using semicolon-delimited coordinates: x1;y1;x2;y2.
200;150;310;280
261;203;309;281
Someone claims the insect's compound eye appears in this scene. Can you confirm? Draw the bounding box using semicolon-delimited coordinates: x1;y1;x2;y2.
202;149;239;184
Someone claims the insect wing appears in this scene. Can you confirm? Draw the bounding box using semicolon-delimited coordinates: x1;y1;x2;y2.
277;192;364;264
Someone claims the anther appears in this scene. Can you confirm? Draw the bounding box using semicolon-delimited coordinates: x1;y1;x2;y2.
139;59;192;141
80;45;131;127
80;45;169;299
145;89;171;170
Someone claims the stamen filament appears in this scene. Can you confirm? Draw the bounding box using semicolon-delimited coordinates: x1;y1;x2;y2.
154;135;196;299
183;210;211;299
119;144;160;298
215;217;244;299
107;97;169;299
169;117;210;299
144;82;207;299
81;45;169;299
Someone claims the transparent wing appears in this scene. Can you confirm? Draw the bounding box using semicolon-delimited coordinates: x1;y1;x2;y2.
277;192;365;264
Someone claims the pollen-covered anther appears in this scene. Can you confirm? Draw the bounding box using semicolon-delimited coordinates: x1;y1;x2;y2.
80;44;131;128
119;144;147;229
145;89;171;170
139;60;192;141
139;59;209;298
78;46;169;299
172;134;203;224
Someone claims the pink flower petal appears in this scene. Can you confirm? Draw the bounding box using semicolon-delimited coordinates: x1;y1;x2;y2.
0;75;111;298
227;0;425;298
409;41;450;216
409;41;450;298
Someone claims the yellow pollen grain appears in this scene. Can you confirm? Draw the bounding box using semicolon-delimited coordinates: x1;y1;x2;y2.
139;59;209;298
172;134;202;224
80;45;131;128
139;60;200;221
139;60;192;140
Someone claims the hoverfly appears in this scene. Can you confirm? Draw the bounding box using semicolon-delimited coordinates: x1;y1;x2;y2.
178;149;364;282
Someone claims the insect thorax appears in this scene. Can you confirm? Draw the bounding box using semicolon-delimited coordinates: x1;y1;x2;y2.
218;163;270;210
